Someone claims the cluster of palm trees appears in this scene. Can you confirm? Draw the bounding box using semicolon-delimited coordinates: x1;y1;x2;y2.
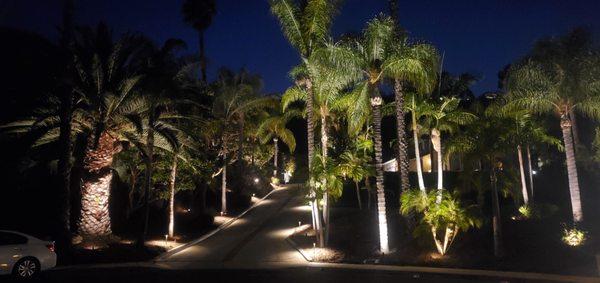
271;0;600;257
2;0;298;250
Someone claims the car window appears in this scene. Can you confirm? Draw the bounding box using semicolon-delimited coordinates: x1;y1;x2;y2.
0;232;28;245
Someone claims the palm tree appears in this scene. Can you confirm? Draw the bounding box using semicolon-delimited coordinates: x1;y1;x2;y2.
258;106;299;177
56;0;76;249
400;189;481;255
182;0;216;83
270;0;341;247
446;105;516;257
338;141;374;210
209;69;276;214
506;58;600;223
424;97;475;203
3;29;156;240
283;55;355;245
405;92;434;192
320;15;438;253
387;35;438;193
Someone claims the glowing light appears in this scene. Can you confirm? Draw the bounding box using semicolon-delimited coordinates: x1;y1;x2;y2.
532;170;538;175
563;228;586;247
254;178;260;184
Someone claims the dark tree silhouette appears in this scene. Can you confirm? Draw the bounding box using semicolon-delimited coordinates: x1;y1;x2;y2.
182;0;216;83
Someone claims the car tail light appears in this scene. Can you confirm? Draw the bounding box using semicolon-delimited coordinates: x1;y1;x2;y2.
46;243;55;253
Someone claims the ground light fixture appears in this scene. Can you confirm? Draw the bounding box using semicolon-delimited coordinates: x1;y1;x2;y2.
254;178;259;184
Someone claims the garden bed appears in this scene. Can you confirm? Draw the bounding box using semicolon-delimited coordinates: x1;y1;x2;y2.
296;206;599;277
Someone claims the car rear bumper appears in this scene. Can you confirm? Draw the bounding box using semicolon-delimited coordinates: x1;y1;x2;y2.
40;253;57;271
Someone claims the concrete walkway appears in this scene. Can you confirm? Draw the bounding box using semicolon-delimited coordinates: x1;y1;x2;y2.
157;184;311;268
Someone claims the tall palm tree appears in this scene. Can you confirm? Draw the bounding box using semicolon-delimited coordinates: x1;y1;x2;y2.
507;58;600;223
321;15;438;253
424;97;475;203
387;33;438;194
182;0;216;83
405;92;434;192
56;0;76;249
270;0;341;247
446;107;515;257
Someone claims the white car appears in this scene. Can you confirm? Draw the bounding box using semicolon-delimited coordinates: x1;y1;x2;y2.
0;230;56;278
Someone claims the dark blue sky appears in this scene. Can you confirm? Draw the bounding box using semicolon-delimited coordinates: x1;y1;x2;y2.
2;0;599;94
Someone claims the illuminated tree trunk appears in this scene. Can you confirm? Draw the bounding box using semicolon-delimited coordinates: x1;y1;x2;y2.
221;153;227;215
77;132;122;238
490;166;503;258
273;138;278;176
527;145;534;201
168;155;178;238
371;95;389;253
431;128;443;203
305;78;324;247
412;112;426;192
561;118;583;222
394;80;410;192
320;110;330;246
517;145;529;204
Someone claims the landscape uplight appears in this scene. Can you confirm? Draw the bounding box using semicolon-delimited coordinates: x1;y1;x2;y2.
254;178;260;184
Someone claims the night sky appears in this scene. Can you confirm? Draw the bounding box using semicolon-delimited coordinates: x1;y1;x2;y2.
2;0;599;95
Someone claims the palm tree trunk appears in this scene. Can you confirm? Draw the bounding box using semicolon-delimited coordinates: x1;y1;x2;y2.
431;128;443;203
569;110;580;150
371;95;390;254
527;145;534;201
355;182;362;210
273;138;278;177
238;115;245;180
168;155;178;238
77;132;122;239
199;31;207;83
305;78;323;247
490;165;503;258
517;145;529;205
320;110;330;246
394;80;410;192
221;152;228;215
412;112;426;191
140;122;154;246
58;85;73;243
561;118;583;222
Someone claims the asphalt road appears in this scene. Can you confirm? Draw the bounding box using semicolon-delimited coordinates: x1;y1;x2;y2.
1;266;527;283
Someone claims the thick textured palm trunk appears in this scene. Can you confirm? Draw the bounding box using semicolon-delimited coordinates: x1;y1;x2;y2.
371;95;389;253
168;156;178;238
517;145;529;205
77;133;121;238
393;80;410;192
320;112;330;245
526;145;534;201
305;79;324;247
561;118;583;222
412;113;426;191
490;167;503;258
431;128;443;203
